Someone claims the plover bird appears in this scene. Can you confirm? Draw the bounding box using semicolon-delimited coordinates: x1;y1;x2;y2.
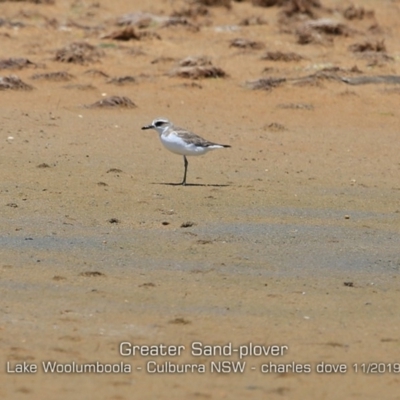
142;118;231;185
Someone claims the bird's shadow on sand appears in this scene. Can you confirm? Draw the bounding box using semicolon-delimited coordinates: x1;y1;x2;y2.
151;182;230;187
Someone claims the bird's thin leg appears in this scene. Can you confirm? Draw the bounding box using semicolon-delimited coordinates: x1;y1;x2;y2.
181;156;188;185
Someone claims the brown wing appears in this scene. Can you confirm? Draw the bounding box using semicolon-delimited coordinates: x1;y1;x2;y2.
174;126;224;147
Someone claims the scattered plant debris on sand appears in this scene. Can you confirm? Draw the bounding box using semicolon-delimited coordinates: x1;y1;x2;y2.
342;5;374;20
116;12;161;28
168;317;191;325
246;77;286;90
294;18;351;45
341;75;400;86
63;84;96;91
162;17;199;32
368;23;383;35
65;19;103;35
348;40;393;64
106;76;136;85
116;12;189;30
254;0;321;32
151;56;176;64
277;1;333;39
261;51;303;61
171;5;209;18
251;0;284;6
106;29;161;41
116;12;150;27
264;122;286;131
170;56;227;79
139;282;156;288
239;15;267;26
291;68;352;86
86;96;137;109
193;0;231;8
349;65;362;73
0;57;36;70
280;0;322;17
84;69;109;78
277;102;314;110
170;65;227;79
55;42;104;64
230;38;265;50
303;18;350;36
178;56;211;67
296;26;325;45
254;0;321;6
3;0;55;3
102;26;161;41
348;40;386;53
179;82;203;89
181;221;196;228
79;271;105;277
102;27;140;41
0;75;33;90
197;239;213;245
136;31;161;40
31;71;74;81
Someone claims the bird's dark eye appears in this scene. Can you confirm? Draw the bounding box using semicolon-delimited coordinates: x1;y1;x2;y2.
155;121;165;127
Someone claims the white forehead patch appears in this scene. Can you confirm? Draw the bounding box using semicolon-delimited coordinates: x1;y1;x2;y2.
152;118;170;128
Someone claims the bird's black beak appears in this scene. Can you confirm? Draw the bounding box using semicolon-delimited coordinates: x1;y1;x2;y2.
141;125;153;130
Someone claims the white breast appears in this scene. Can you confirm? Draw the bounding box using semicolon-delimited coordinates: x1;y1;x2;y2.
160;133;210;156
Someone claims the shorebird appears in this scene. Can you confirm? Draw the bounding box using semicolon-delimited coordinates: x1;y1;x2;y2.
141;118;231;185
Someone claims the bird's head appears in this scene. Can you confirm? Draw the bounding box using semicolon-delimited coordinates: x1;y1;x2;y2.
142;118;171;132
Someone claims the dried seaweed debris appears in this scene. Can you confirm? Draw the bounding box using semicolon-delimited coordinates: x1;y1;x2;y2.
170;56;227;79
261;51;303;61
0;57;36;70
0;75;33;90
246;77;286;90
31;71;74;81
55;42;104;64
85;96;137;108
230;38;264;50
